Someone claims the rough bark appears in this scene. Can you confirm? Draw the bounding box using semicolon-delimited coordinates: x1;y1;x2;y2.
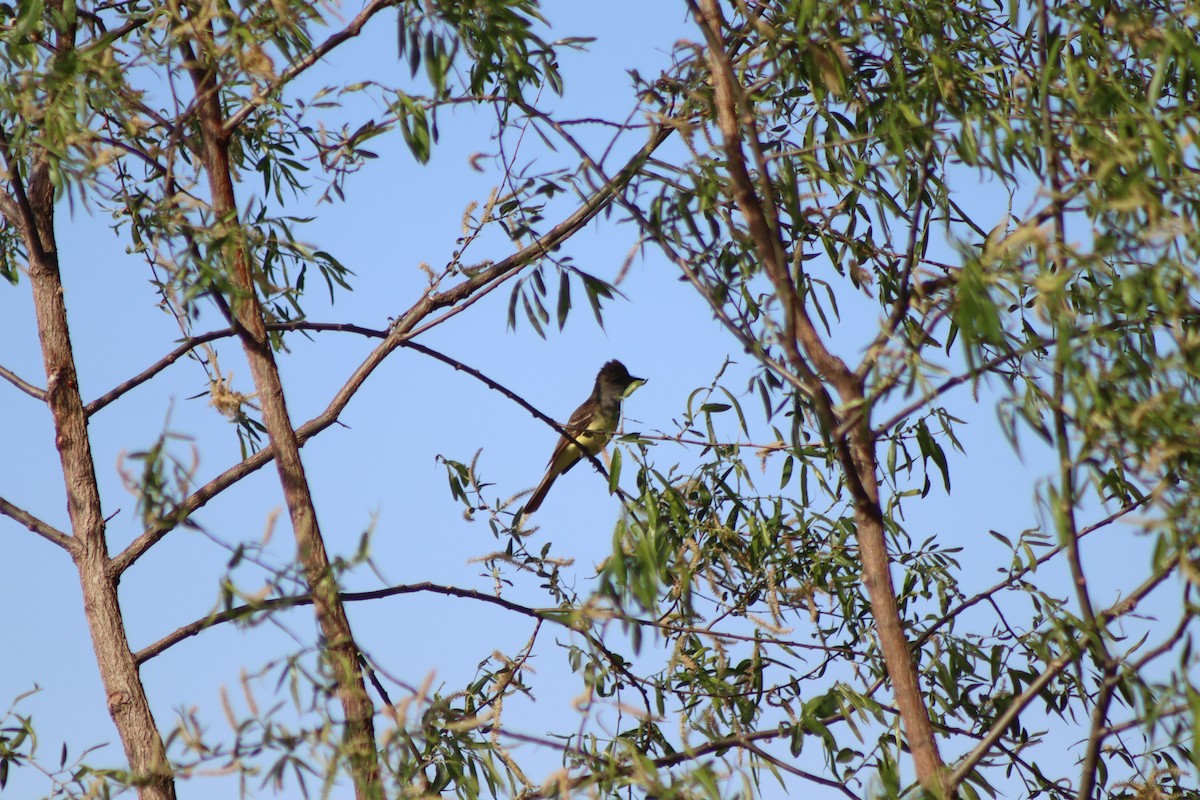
20;158;176;799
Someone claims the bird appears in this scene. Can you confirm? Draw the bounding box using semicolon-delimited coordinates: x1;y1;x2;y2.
520;360;646;516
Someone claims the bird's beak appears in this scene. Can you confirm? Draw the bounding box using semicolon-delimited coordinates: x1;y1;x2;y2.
623;377;647;398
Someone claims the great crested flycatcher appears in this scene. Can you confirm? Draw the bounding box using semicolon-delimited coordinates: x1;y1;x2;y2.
521;360;646;516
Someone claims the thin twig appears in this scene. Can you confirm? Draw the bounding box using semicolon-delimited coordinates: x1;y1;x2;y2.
400;339;627;503
915;498;1149;646
744;742;861;799
866;338;1047;438
223;0;400;135
858;138;937;383
1098;703;1188;738
949;552;1179;790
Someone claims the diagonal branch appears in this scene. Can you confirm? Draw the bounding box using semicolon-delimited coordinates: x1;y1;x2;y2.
223;0;400;135
135;580;545;664
690;0;811;379
135;575;846;664
400;340;621;503
915;497;1150;647
0;495;74;550
86;328;236;416
691;2;948;793
0;363;46;402
744;742;860;800
505;96;820;409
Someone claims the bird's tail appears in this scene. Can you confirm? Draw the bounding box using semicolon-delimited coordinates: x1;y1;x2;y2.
521;470;558;516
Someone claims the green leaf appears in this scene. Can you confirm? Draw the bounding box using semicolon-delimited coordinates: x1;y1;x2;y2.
915;418;951;494
608;447;622;494
556;272;571;330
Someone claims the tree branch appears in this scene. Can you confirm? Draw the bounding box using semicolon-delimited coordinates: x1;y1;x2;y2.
89;319;619;488
222;0;399;135
7;34;176;792
135;581;546;664
858;138;936;383
947;552;1180;794
0;363;46;402
181;5;383;790
85;328;236;416
690;2;948;793
136;574;844;664
0;495;74;550
398;339;623;506
1034;1;1117;794
915;497;1150;647
743;742;861;800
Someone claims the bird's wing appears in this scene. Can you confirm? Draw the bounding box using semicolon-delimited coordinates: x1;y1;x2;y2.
545;396;599;468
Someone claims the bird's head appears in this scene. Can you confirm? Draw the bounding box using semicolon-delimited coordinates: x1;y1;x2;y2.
597;360;647;398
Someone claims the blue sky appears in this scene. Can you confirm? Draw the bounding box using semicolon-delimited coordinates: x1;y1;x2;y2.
0;1;1180;798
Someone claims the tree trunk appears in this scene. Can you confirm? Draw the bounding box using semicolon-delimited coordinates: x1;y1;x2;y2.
179;17;382;797
25;173;176;799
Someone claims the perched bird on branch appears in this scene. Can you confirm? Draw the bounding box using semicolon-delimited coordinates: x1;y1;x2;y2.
521;360;646;516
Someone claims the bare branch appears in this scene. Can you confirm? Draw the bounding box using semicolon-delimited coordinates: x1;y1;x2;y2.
0;495;74;550
136;576;848;665
399;340;622;504
86;328;235;416
0;363;46;402
134;581;545;664
1128;603;1192;672
8;58;175;794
